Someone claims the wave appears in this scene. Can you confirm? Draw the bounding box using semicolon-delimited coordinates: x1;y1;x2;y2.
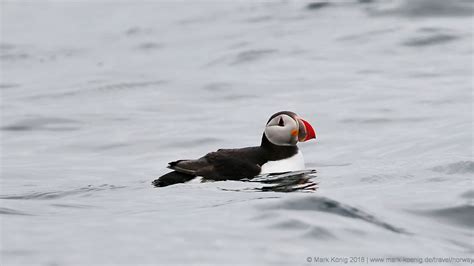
0;184;125;200
0;207;33;216
414;205;474;228
340;117;427;124
1;117;81;132
263;196;407;234
403;28;460;47
431;161;474;175
231;49;278;65
370;0;474;17
461;190;474;199
0;83;21;90
26;80;167;100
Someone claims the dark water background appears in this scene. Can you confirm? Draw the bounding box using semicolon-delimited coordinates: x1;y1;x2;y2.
1;0;473;265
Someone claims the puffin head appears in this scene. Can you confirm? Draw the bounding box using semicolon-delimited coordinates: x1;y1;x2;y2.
264;111;316;146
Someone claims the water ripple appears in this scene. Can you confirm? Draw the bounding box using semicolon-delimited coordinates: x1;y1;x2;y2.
0;207;33;216
431;161;474;175
0;184;126;200
264;196;407;234
370;0;474;17
1;117;81;132
412;205;474;228
231;49;277;65
403;33;459;47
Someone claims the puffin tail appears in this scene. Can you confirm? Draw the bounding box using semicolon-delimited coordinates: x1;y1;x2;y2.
152;171;196;187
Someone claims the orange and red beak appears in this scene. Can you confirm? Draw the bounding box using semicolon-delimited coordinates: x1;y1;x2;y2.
296;117;316;142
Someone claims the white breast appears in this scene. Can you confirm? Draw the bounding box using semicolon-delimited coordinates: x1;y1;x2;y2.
260;151;305;174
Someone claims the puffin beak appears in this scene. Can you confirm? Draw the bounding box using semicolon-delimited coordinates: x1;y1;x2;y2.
296;117;316;142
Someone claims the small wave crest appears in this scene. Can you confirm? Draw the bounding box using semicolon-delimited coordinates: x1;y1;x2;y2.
431;161;474;175
0;184;125;200
1;117;81;132
0;207;33;216
370;0;474;17
263;196;407;234
413;205;474;228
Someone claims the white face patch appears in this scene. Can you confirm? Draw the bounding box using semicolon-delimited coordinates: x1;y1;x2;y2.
264;114;298;146
260;151;305;174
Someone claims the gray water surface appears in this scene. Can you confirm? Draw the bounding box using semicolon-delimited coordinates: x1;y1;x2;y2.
1;1;473;265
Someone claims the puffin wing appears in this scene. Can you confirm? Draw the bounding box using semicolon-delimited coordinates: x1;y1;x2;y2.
199;151;261;180
168;150;261;181
168;157;209;175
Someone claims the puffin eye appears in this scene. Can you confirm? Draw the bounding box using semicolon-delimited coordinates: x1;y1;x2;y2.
278;117;285;127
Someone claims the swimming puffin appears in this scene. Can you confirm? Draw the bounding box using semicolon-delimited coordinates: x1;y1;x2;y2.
152;111;316;187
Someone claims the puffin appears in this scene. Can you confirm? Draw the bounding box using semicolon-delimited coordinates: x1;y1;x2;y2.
152;111;316;187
